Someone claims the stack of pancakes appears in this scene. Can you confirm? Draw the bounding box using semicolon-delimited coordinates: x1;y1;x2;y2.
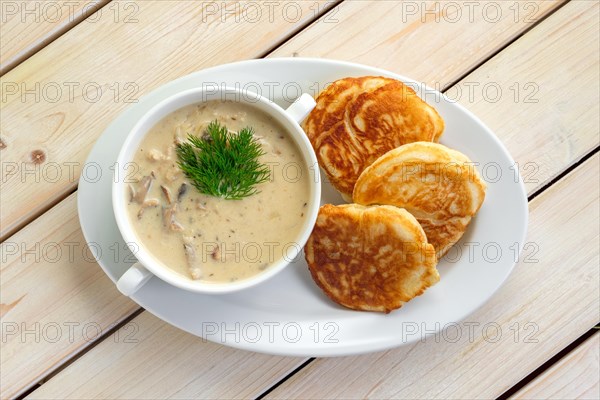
303;76;486;313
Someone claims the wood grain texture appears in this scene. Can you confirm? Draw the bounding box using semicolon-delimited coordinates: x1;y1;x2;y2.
21;1;600;399
450;0;600;196
263;153;599;399
27;312;304;400
0;0;108;75
270;0;564;88
0;0;331;241
0;193;138;399
511;332;600;400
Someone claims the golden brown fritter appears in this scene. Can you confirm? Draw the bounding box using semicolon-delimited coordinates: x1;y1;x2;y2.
305;204;439;313
353;142;487;258
304;76;445;200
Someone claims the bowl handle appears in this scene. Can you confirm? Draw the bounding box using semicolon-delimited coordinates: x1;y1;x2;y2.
284;93;316;123
117;262;153;296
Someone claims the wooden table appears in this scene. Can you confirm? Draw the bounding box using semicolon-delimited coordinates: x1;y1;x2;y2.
1;1;598;398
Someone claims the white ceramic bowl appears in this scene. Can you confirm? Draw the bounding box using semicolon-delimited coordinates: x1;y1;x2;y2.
112;87;319;295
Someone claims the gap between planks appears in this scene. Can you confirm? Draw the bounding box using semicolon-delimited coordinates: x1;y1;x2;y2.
0;0;112;77
257;0;343;59
255;358;317;400
431;0;570;92
15;308;146;400
499;323;600;399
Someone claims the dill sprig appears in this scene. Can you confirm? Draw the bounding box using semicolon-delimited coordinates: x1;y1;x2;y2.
176;120;270;200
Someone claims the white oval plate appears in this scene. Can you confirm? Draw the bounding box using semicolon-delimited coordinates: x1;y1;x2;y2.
78;58;528;356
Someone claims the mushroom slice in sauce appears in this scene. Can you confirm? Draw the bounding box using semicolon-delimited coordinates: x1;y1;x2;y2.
130;174;154;204
162;203;184;232
128;184;135;203
211;244;221;261
182;236;202;280
160;185;174;205
171;220;184;232
137;198;160;219
177;183;188;202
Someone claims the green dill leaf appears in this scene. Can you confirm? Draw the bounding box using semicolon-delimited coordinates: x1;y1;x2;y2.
176;120;271;200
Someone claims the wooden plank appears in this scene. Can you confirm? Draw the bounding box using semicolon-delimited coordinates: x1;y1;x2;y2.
0;193;139;399
0;0;332;241
0;0;108;75
271;0;564;89
450;1;600;195
26;312;304;400
21;1;599;399
511;332;600;400
262;154;599;399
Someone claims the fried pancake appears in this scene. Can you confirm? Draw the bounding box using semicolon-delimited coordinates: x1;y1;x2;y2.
304;76;445;200
305;204;439;313
353;142;486;258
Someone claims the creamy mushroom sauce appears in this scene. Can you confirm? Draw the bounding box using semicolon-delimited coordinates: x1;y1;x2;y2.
126;101;310;283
